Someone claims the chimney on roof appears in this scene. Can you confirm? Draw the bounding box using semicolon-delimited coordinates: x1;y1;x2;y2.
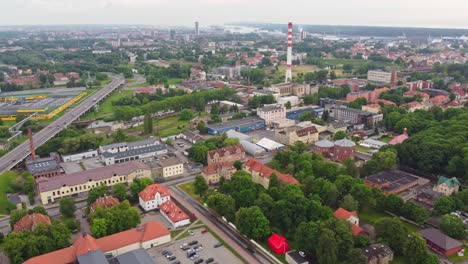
28;128;36;160
137;225;142;232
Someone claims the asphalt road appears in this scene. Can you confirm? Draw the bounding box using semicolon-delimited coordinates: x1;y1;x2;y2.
170;186;272;264
0;77;125;174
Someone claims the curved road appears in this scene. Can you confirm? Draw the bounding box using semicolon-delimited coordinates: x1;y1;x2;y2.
0;77;125;174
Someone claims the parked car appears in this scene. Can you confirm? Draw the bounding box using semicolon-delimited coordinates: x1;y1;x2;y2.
214;242;223;248
180;243;188;249
188;240;198;246
205;258;214;263
201;228;208;234
166;254;175;259
161;250;169;256
172;261;181;264
190;254;200;260
187;251;196;258
194;259;204;264
299;251;306;258
168;255;177;261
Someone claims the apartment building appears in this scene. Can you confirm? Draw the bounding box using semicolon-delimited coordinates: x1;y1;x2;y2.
257;105;286;126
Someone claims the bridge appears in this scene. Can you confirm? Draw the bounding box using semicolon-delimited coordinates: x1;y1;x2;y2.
0;77;125;174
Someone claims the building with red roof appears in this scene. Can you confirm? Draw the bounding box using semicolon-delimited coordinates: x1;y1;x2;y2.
243;158;299;189
159;200;190;228
24;221;171;264
90;195;120;213
5;75;40;86
268;233;289;255
430;95;450;106
334;208;367;237
207;144;245;165
202;161;237;184
138;184;170;212
388;129;409;145
13;213;52;233
133;86;156;96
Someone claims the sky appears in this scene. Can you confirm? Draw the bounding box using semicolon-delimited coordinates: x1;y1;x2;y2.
0;0;467;29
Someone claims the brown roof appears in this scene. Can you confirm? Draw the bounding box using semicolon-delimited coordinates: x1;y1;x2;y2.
207;145;244;159
90;195;120;212
202;162;235;175
13;213;52;232
244;158;299;185
295;126;318;137
24;221;170;264
37;161;149;192
419;228;463;250
157;156;182;167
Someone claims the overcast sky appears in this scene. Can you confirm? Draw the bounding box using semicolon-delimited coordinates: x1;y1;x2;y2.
1;0;467;29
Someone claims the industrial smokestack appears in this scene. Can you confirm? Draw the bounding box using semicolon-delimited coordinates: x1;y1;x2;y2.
285;22;293;83
28;128;36;160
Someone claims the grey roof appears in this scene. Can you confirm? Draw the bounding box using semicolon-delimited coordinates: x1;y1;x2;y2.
366;170;418;193
330;121;348;129
101;142;128;151
26;157;61;174
37;161;149;192
157;156;182;167
239;139;265;155
418;228;463;250
226;130;252;141
285;250;308;264
315;140;334;148
102;144;167;159
77;250;108;264
362;138;387;147
334;139;356;147
259;104;283;112
206;117;264;130
115;248;154;264
87;120;114;129
127;138;159;149
362;244;393;260
181;130;204;141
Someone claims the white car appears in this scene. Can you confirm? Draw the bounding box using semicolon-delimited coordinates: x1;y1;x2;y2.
179;243;188;249
188;230;194;236
190;254;199;260
299;251;306;258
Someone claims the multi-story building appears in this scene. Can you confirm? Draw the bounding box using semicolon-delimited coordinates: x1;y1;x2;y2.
277;96;300;107
101;144;167;165
37;161;151;204
24;221;171;264
257;105;286;126
26;154;64;180
207;144;245;165
243;158;299;189
367;70;397;85
313;139;355;162
433;176;460;196
157;157;184;178
275;126;319;146
159;200;190;228
406;80;434;91
138;184;171;211
201;162;236;184
330;106;383;128
362;244;394;264
265;83;310;97
205;117;265;135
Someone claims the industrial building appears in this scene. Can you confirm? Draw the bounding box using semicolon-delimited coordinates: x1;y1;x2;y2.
205;117;265;135
365;170;419;194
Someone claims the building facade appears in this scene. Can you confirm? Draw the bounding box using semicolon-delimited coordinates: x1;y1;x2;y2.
207;144;245;165
275;126;319;146
138;184;171;212
257;105;286;126
37;161;151;205
367;70;397;85
433;176;460;196
201;162;237;184
101;144;168;165
159;200;190;228
243;158;299;189
157;157;184;178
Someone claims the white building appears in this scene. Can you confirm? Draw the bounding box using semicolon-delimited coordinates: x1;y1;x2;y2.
158;157;184;178
62;150;98;162
101;144;168;165
138;184;171;212
360;138;387;149
99;138;160;154
257;104;286;126
278;96;300;107
367;70;395;84
159;200;190;228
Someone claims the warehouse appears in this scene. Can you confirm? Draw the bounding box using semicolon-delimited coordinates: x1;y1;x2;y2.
206;117;265;135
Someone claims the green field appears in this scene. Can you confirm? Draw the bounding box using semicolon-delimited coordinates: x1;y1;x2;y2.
378;136;393;143
153;116;189;137
0;171;23;214
356;144;373;153
359;207;420;233
448;245;468;263
178;182;201;202
82;89;133;120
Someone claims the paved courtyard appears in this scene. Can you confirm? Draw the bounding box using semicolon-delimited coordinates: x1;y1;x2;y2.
148;226;243;264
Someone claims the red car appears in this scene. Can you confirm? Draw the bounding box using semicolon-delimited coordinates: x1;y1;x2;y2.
201;228;208;234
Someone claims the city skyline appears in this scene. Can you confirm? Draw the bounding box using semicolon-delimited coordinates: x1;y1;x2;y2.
1;0;467;29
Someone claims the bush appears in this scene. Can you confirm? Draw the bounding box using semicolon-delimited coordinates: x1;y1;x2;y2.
63;218;80;232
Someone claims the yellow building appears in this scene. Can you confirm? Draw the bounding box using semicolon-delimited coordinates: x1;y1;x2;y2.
37;161;151;204
275;126;319;146
158;156;184;178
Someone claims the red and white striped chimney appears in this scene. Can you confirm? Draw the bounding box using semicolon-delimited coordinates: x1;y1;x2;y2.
285;21;293;83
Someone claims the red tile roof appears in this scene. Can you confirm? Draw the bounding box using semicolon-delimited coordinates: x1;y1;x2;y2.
207;144;244;160
159;200;189;224
24;221;170;264
13;213;52;232
388;133;409;145
138;184;170;202
244;158;299;185
334;207;357;220
202;161;235;175
90;195;120;212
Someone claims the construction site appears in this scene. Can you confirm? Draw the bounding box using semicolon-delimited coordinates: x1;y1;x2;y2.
0;87;88;121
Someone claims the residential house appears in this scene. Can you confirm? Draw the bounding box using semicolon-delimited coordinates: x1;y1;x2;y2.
243;158;299;189
257;105;286;126
334;208;367;237
138;184;171;212
90;195;120;213
433;176;460;196
13;213;51;233
362;244;394;264
159;200;190;228
207;144;245;165
201;162;236;184
157;156;184;178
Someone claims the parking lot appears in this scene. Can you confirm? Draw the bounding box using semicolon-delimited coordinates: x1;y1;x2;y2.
148;227;243;264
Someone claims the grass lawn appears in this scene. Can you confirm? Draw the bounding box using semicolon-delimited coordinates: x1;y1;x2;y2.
378;136;392;143
154;116;189;137
170;228;185;238
359;207;420;233
258;240;287;263
448;245;468;263
82;89;133;120
168;78;182;85
178;182;201;202
356;144;373;153
0;171;22;214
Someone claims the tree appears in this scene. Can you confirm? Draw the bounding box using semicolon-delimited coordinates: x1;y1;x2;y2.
285;101;292;109
223;138;239;146
89;200;140;237
189;142;209;165
194;175;209;196
343;158;359;177
59;197;76;218
440;214;466;239
339;194;359;212
235;206;270;240
112;183;128;201
197;121;207;134
233;160;243;170
87;185;110;206
354;234;370;248
375;218;408;254
330;71;337;80
404;233;431;264
113;129;127;142
180;109;194;121
9;210;28;228
348;248;367;264
333;131;347;140
143;112;153;134
385;194;404;214
206;193;236;222
90;218;108;238
433;196;457;215
295;221;321;256
317;228;338;264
